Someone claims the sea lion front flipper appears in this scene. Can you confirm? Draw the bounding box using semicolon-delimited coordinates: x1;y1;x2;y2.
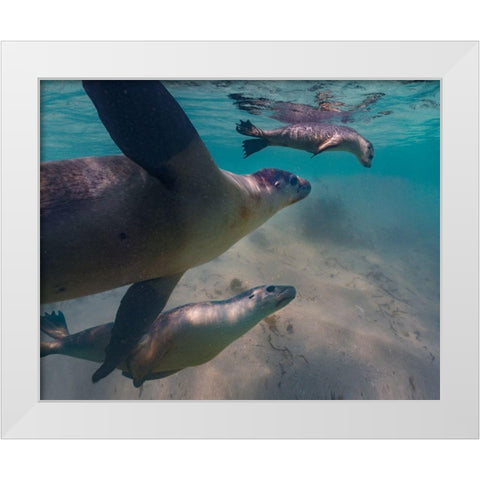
91;272;184;383
315;134;343;156
122;369;182;387
125;334;178;388
82;80;218;185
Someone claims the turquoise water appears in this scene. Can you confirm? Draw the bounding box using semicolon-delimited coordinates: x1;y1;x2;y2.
40;80;440;400
41;80;440;179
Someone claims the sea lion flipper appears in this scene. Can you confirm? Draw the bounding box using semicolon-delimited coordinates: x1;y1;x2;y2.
122;369;182;386
82;80;216;183
242;139;269;158
126;337;177;388
316;134;342;155
41;311;70;339
133;377;144;388
91;272;184;383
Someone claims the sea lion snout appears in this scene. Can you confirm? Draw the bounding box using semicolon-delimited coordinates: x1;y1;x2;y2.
360;141;374;167
275;285;296;302
360;157;372;168
361;156;373;168
275;286;296;309
297;177;311;198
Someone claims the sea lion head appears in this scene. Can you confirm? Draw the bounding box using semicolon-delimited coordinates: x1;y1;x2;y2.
358;139;374;168
234;284;297;321
251;168;311;208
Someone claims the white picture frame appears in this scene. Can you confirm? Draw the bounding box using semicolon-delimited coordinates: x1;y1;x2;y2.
1;41;478;438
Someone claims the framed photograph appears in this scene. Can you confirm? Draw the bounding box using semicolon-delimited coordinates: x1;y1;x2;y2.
2;41;478;438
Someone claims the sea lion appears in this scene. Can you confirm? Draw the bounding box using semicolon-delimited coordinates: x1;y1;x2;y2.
229;93;352;123
41;80;311;383
236;120;374;167
229;92;385;124
41;285;296;388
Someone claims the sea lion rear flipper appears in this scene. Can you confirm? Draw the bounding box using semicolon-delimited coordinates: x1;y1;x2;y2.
236;120;268;157
242;139;269;158
236;120;264;138
41;311;70;339
91;272;184;383
82;80;217;185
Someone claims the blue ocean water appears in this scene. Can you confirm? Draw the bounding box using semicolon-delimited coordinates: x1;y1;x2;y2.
40;80;440;400
41;80;440;179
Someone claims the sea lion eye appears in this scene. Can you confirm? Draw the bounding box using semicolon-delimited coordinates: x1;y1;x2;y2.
249;294;255;299
266;285;275;292
274;180;281;188
289;176;298;186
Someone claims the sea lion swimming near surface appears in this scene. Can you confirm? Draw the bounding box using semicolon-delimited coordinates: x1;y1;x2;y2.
229;92;385;125
41;285;296;388
236;120;374;168
40;80;311;383
229;93;352;123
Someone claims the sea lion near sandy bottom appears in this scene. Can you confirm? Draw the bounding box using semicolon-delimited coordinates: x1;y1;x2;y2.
236;120;374;168
41;285;296;388
41;80;311;383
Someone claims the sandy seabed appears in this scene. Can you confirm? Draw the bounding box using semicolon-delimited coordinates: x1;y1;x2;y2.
41;176;440;400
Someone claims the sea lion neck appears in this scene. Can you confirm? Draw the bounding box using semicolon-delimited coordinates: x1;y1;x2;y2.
221;169;265;199
220;169;274;229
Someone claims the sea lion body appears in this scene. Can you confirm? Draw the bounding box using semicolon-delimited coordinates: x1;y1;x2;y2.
41;285;296;387
41;153;310;303
236;120;374;168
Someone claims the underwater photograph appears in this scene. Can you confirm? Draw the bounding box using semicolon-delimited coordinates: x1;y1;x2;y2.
40;79;440;400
